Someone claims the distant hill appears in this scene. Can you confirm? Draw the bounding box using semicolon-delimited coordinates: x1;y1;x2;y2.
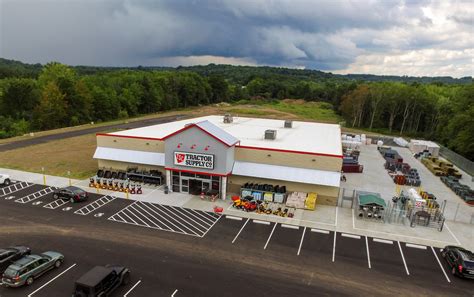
0;58;471;84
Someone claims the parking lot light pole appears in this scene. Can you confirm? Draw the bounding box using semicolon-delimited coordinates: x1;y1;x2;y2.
41;167;46;186
67;171;71;186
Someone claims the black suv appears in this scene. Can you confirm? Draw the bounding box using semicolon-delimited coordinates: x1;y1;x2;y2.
0;246;31;273
442;245;474;279
72;265;130;297
52;186;88;203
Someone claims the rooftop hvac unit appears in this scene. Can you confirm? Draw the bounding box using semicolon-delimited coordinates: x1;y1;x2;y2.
284;120;293;128
264;129;277;140
223;114;233;123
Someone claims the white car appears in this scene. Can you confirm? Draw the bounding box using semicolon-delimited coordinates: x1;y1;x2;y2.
0;174;11;186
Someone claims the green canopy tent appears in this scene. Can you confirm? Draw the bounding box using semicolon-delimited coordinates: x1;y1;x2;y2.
358;194;387;208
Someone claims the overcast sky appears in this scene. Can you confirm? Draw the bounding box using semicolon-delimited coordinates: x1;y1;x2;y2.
1;0;473;77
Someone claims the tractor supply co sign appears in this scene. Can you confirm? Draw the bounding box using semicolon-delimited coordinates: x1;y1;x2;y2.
174;152;214;169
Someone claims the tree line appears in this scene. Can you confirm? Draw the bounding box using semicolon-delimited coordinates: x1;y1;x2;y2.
0;60;472;160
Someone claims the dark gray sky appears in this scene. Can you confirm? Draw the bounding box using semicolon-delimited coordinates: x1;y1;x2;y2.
1;0;473;77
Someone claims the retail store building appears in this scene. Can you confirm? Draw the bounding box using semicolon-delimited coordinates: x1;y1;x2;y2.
93;115;343;205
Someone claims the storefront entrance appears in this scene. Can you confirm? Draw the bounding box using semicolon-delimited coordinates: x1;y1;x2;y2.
171;171;220;195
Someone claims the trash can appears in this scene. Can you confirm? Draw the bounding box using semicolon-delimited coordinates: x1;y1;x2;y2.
164;185;169;194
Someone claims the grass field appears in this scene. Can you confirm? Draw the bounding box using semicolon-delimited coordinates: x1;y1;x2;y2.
0;100;343;179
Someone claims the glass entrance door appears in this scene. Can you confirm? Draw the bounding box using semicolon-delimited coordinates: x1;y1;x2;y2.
181;178;189;193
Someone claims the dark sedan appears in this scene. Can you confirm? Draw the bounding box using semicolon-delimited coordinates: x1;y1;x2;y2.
0;246;31;273
442;245;474;279
52;186;88;203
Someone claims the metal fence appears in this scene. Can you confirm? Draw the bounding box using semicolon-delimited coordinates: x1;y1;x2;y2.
439;145;474;177
442;200;474;224
340;188;474;225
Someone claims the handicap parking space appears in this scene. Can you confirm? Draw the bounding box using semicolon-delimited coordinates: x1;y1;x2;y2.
231;219;276;250
368;238;407;277
108;201;221;237
1;183;41;201
400;243;451;284
14;186;57;204
74;194;116;216
0;181;33;197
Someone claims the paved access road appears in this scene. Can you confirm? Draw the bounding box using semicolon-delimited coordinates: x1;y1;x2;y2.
0;114;184;152
0;182;472;297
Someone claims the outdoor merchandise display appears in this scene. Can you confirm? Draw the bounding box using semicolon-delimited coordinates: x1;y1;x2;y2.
380;147;421;186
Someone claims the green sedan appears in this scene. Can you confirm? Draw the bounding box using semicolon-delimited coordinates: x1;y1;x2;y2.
1;251;64;287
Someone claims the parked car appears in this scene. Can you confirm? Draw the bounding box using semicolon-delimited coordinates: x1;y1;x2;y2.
0;246;31;273
441;245;474;279
1;251;64;287
52;186;88;203
72;265;130;297
0;174;11;186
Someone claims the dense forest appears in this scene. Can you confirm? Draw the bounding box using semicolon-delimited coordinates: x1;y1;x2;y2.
0;58;472;160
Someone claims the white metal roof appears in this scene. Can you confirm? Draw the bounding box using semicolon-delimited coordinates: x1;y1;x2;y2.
232;161;341;187
410;139;440;148
108;115;342;156
93;147;165;166
186;120;239;146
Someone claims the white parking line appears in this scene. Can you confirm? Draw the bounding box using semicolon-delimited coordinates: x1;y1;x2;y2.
281;224;299;230
225;215;242;221
27;263;77;297
253;220;270;225
201;214;222;238
297;227;307;256
43;198;69;209
365;236;371;269
264;223;277;250
74;195;115;215
332;231;336;262
132;203;176;232
124;280;142;297
341;233;361;239
406;243;427;250
171;289;178;297
175;207;212;227
311;228;330;234
137;203;192;234
373;238;393;244
232;218;249;244
431;246;451;283
398;241;410;275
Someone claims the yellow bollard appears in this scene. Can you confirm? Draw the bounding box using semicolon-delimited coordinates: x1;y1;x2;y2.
126;190;129;200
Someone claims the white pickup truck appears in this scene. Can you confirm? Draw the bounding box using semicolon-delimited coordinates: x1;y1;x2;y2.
0;174;11;186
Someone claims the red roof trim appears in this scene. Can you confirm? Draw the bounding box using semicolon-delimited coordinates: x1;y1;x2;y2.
236;145;343;158
96;133;163;141
161;124;239;147
165;167;232;177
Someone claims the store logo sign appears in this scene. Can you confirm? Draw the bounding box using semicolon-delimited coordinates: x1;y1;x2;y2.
174;151;214;169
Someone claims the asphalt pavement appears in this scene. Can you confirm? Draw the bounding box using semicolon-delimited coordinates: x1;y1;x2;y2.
0;114;185;152
0;181;472;297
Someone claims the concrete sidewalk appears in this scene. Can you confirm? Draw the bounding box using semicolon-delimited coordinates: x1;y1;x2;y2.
2;167;473;251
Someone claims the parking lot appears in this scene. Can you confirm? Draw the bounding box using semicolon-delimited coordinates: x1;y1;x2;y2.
203;215;473;294
108;201;221;237
0;181;472;296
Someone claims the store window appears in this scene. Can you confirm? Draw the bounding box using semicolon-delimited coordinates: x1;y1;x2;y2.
196;174;211;180
181;172;195;177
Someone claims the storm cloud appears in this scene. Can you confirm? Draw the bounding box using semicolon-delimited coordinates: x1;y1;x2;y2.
1;0;472;77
